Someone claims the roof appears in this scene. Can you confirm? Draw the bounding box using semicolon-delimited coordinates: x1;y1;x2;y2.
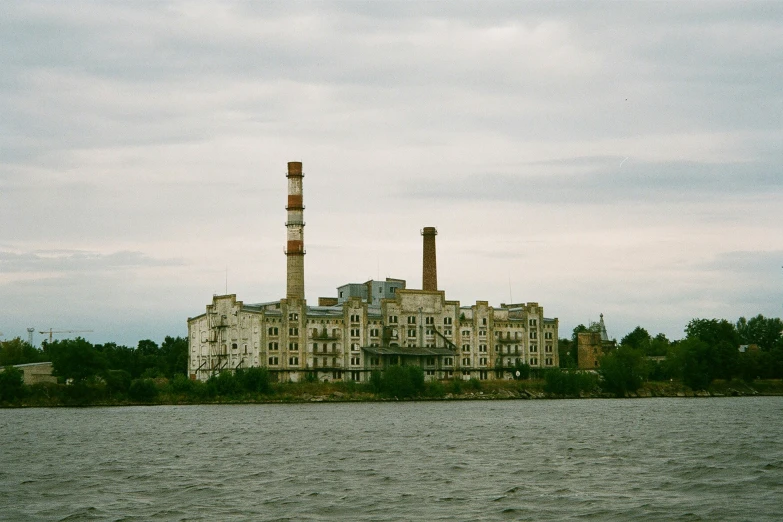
361;345;456;356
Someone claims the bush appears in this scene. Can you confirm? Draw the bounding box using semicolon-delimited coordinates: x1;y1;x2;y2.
237;367;271;394
544;369;598;396
467;378;482;391
129;378;159;402
425;380;446;398
369;370;383;393
170;374;194;394
449;378;463;395
381;365;425;398
104;369;131;395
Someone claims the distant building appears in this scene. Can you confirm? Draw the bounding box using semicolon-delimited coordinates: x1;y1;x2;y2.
577;314;616;369
0;362;57;385
187;162;559;382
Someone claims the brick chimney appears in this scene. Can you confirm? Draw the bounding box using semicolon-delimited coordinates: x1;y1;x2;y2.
421;227;438;291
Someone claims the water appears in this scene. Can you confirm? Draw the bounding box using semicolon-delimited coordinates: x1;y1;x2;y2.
1;398;782;521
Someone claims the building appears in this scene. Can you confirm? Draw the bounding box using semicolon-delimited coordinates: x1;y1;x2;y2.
0;362;57;385
187;162;559;382
577;314;617;369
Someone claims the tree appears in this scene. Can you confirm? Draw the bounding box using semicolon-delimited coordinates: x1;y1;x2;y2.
381;365;424;398
621;326;651;352
669;338;712;389
49;338;107;382
736;315;783;352
160;336;188;377
0;366;26;401
599;346;648;397
0;338;45;366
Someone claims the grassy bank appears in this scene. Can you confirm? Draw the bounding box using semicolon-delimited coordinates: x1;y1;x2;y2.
3;377;783;408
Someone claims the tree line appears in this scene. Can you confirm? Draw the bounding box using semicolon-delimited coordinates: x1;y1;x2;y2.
2;313;782;403
555;314;783;396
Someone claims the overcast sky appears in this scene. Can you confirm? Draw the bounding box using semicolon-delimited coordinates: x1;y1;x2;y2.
1;1;781;348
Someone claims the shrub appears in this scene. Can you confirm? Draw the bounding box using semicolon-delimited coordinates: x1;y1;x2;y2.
467;378;482;391
104;369;131;395
449;378;463;395
544;369;598;396
129;378;159;402
381;365;425;398
237;367;271;394
425;380;446;398
170;374;194;394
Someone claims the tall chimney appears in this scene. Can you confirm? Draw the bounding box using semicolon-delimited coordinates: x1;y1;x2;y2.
421;226;438;291
285;161;305;300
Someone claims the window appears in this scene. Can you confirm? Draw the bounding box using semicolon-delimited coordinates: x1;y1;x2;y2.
444;317;452;325
479;357;487;366
530;357;538;365
426;370;435;376
444;329;452;337
268;356;278;365
529;319;537;327
243;344;248;354
268;327;279;336
479;344;487;353
479;370;488;380
351;343;360;352
289;313;298;321
370;328;379;337
462;344;470;352
545;358;553;366
371;357;380;365
530;344;538;353
289;327;298;336
408;328;416;338
388;315;398;324
530;331;537;339
351;371;360;381
232;343;238;350
444;357;453;366
350;314;360;323
425;316;434;325
482;318;487;326
351;328;360;337
445;370;453;379
462;357;471;366
462;330;470;337
479;329;487;338
288;342;298;351
545;345;553;353
268;342;279;351
407;316;416;324
289;356;299;365
350;356;361;365
426;357;436;366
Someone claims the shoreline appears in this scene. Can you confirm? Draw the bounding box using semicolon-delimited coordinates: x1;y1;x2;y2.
3;379;782;408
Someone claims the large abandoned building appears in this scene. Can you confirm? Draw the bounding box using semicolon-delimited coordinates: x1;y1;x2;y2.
187;162;559;382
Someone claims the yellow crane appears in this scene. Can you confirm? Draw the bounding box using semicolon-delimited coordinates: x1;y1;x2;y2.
39;328;94;344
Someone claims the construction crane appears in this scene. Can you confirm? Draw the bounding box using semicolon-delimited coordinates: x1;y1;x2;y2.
39;328;94;344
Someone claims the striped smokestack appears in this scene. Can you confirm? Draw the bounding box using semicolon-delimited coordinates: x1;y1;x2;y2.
285;161;305;300
421;226;438;291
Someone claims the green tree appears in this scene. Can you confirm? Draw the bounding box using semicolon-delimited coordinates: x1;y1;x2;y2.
236;367;271;394
0;366;26;401
669;338;712;389
160;336;189;377
736;315;783;352
599;346;648;397
0;338;45;366
621;326;651;352
381;365;424;398
557;338;576;368
49;338;107;382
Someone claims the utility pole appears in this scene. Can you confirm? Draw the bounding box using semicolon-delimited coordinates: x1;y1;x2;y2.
27;328;35;346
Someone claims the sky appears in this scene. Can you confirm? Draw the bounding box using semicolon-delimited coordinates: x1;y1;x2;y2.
1;1;782;348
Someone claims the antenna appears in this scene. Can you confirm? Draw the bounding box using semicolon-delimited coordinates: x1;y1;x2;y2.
225;266;228;295
508;274;513;304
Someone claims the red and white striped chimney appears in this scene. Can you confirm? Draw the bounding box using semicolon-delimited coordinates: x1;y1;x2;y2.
285;162;305;300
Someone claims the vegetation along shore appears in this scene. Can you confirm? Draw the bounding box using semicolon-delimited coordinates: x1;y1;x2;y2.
2;314;782;407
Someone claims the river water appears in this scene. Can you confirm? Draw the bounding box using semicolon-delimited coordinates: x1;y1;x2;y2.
1;397;782;521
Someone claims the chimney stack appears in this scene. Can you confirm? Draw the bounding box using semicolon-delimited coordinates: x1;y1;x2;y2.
421;226;438;291
285;162;305;300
